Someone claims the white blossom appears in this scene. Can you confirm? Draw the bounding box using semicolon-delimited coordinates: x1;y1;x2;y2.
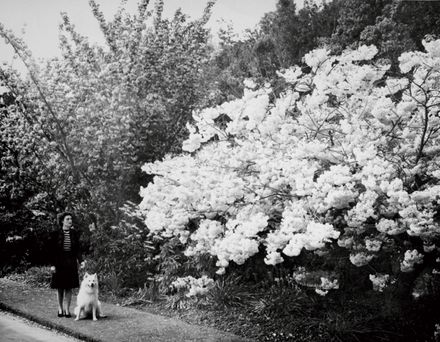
349;252;375;267
369;273;390;292
400;249;424;272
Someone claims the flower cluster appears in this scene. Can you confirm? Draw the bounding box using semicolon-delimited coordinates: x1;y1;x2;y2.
316;277;340;296
171;276;214;297
401;249;424;272
369;273;391;292
349;252;375;267
292;267;339;296
5;235;23;243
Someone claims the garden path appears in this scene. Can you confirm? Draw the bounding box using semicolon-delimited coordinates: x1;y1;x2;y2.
0;278;248;342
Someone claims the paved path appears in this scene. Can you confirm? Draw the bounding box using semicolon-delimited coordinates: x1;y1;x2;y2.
0;279;248;342
0;310;81;342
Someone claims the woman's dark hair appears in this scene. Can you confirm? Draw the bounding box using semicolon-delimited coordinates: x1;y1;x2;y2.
57;211;74;227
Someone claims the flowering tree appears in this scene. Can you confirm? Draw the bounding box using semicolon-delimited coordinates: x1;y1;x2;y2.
139;40;440;297
1;0;215;276
0;0;214;219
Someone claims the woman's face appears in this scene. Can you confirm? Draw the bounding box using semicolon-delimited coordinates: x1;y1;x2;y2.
63;215;73;229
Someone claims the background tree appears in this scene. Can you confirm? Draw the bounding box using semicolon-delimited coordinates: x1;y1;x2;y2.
332;0;440;67
330;0;390;51
259;0;341;67
0;0;214;275
0;0;214;220
0;68;57;273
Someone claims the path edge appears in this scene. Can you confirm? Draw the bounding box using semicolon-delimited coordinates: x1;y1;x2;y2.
0;301;100;342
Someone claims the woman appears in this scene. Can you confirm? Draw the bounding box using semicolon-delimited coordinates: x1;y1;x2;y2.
50;212;83;318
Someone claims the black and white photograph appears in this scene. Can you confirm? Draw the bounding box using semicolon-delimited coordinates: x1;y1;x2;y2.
1;0;440;341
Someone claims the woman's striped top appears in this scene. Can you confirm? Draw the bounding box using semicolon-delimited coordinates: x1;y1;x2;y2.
63;230;71;251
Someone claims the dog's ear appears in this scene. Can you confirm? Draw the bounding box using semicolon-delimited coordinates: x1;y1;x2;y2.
83;272;89;278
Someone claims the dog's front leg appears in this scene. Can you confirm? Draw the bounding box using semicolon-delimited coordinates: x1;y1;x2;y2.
97;301;106;318
74;306;83;321
92;305;97;321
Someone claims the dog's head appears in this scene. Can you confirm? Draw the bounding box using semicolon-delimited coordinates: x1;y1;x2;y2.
82;272;99;290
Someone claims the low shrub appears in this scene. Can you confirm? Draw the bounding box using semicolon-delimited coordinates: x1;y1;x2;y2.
84;214;157;292
121;280;164;306
5;266;52;288
207;274;256;309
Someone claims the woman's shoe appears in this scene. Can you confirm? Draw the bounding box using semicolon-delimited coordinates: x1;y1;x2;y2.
57;311;64;317
64;312;72;318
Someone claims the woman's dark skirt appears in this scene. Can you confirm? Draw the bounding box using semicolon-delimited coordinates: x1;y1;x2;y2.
50;251;80;289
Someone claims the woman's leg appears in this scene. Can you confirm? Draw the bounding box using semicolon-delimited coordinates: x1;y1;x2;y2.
64;289;72;315
57;288;64;314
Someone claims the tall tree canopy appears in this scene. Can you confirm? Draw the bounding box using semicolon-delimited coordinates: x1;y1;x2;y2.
0;0;215;221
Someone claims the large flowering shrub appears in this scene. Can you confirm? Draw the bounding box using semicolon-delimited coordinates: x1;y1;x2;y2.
139;40;440;296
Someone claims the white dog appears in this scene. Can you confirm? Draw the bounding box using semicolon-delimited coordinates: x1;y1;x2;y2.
74;273;105;321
